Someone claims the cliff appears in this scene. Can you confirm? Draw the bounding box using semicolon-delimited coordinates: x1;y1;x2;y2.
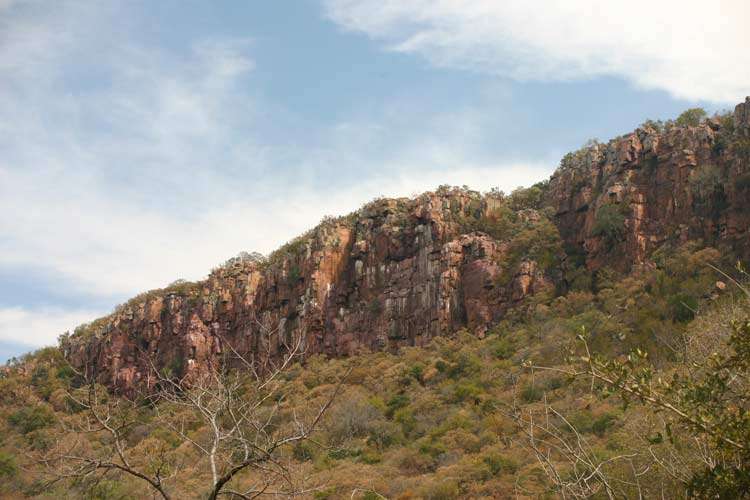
63;98;750;391
548;96;750;270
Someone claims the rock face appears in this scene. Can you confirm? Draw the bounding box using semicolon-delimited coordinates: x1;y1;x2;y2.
64;191;550;391
547;101;750;270
65;98;750;391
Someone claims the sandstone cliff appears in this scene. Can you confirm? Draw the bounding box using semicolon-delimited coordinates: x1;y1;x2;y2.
548;97;750;270
63;98;750;391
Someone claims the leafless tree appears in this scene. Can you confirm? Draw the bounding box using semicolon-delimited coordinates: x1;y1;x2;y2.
505;393;646;500
40;322;347;499
38;379;176;499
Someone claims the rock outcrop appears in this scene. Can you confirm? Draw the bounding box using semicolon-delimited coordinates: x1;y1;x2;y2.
547;100;750;270
64;191;550;391
64;98;750;391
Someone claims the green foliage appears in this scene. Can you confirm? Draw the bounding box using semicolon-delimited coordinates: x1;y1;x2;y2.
0;451;17;478
520;383;543;403
483;453;519;475
8;405;54;434
675;107;707;128
592;203;626;245
571;311;750;498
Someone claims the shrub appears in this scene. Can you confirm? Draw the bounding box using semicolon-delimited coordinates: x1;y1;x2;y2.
8;406;54;434
483;453;519;476
520;383;543;403
592;413;618;437
326;393;381;444
366;420;402;450
491;337;516;360
592;203;626;244
675;107;707;127
293;441;316;462
385;394;409;419
418;479;460;500
451;381;483;404
0;451;16;478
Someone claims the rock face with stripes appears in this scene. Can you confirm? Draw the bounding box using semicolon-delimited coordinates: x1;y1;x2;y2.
64;97;750;392
63;190;549;391
547;98;750;271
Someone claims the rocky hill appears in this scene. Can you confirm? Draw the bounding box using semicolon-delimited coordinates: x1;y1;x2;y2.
63;97;750;392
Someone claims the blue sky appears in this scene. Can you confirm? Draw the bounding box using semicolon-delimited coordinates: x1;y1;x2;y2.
1;0;748;361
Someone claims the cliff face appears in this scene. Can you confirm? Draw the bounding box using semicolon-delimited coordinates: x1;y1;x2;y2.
548;97;750;270
64;98;750;391
64;191;551;390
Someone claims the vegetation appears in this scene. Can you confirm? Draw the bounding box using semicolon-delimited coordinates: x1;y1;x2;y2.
4;103;750;497
675;108;708;128
591;203;626;246
2;242;747;498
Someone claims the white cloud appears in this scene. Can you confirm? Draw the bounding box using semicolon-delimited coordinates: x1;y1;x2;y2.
0;307;104;346
0;1;555;348
324;0;750;103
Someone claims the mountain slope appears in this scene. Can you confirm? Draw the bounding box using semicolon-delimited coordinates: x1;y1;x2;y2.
63;98;750;392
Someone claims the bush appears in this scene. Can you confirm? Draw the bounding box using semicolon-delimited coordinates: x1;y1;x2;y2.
675;107;707;127
592;204;626;244
366;420;402;450
418;479;460;500
8;406;54;434
520;383;543;403
592;413;618;437
483;453;519;475
491;337;516;359
0;451;16;478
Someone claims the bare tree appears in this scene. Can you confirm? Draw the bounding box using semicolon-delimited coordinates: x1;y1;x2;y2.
40;323;347;499
150;326;348;499
38;380;176;499
505;394;645;500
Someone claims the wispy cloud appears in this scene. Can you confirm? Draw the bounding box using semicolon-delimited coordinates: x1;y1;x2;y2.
0;1;554;349
324;0;750;103
0;307;102;346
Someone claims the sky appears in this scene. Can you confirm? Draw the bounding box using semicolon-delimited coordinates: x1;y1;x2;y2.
1;0;748;361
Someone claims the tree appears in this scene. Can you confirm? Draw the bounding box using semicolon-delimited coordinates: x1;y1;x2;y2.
592;204;626;246
676;108;707;128
40;324;347;499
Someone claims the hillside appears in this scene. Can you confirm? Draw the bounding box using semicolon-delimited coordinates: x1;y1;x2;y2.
62;98;750;393
0;98;749;499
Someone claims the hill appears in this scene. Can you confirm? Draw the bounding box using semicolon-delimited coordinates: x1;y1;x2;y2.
0;98;749;498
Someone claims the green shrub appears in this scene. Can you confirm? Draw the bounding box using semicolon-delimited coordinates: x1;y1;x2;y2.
366;420;402;450
0;451;16;478
451;381;483;404
491;337;516;359
385;394;409;419
592;413;618;437
520;383;543;403
675;107;707;127
668;293;699;323
8;406;54;434
293;441;316;462
483;453;519;475
592;204;625;244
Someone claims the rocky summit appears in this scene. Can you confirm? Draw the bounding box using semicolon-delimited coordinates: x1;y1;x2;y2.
63;98;750;392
